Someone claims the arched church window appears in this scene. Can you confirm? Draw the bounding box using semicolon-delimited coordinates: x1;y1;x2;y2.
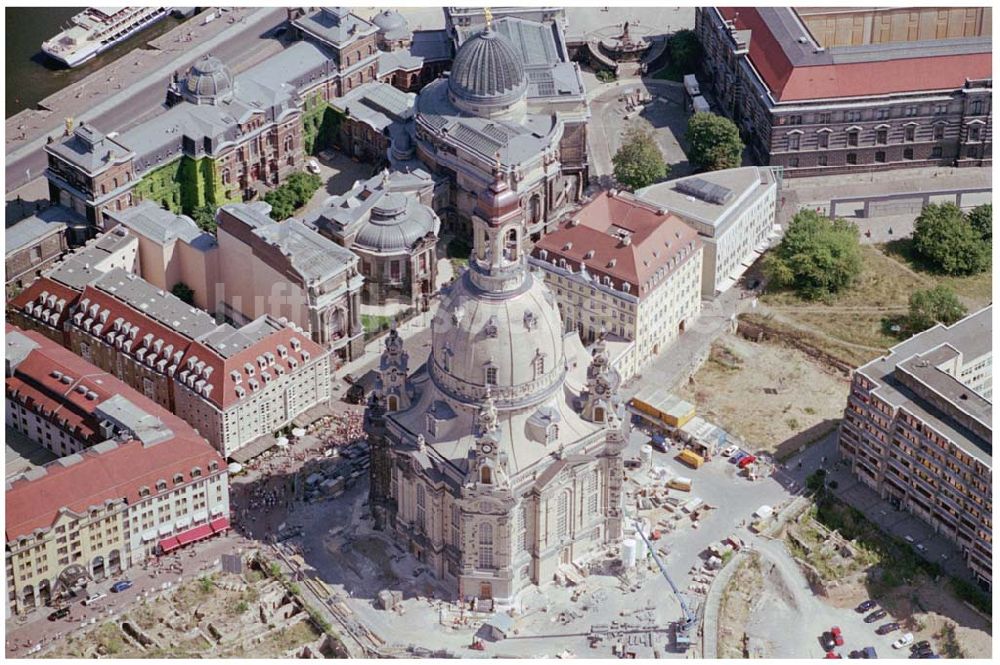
504;227;518;261
416;484;426;532
529;193;541;224
557;491;569;537
588;470;599;514
480;466;492;484
387;395;398;411
478;523;494;568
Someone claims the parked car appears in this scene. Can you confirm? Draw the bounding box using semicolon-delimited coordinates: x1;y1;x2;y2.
848;650;863;659
855;599;877;613
306;158;321;175
824;652;842;659
864;609;887;623
830;626;844;646
876;622;900;635
892;633;914;649
862;647;878;659
820;632;836;652
910;641;931;653
48;606;71;621
913;646;935;658
721;445;738;457
83;592;107;606
650;433;668;453
110;580;133;593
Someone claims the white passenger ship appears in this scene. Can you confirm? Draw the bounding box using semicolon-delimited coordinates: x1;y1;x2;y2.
41;7;170;68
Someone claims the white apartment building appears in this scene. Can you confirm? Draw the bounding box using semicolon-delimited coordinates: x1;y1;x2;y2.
530;191;704;381
637;166;779;297
172;315;332;459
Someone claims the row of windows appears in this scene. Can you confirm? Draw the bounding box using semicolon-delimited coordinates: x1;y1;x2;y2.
778;100;983;126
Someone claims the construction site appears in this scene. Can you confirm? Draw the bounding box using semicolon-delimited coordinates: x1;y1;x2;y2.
35;557;341;659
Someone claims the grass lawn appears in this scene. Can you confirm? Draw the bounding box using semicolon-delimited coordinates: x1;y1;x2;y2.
756;244;992;367
881;238;993;307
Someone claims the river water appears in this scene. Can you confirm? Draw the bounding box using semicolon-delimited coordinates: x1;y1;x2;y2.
5;7;181;118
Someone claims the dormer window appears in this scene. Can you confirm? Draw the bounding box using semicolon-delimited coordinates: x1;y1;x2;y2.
156;480;167;492
173;473;184;484
191;467;202;478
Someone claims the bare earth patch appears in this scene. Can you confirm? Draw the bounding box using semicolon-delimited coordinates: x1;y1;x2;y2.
677;333;850;456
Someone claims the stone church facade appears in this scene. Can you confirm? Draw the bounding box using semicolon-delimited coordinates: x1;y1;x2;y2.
365;24;625;605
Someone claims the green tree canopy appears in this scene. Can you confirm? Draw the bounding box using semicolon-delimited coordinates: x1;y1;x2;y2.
612;127;668;190
667;29;704;75
907;285;967;334
966;202;992;242
263;171;324;221
171;282;195;306
685;112;744;172
191;204;218;234
763;209;863;300
911;203;990;275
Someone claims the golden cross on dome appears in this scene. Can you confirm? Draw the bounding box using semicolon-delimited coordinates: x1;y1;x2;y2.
484;7;493;31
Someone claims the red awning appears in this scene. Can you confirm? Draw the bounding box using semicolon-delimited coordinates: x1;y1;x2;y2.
175;523;214;546
209;516;230;533
159;537;180;553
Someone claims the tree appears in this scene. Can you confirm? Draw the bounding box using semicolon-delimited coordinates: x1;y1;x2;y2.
763;209;863;300
612;127;668;190
264;171;324;221
685;112;744;172
911;203;990;275
191;204;218;234
966;203;992;242
907;285;967;334
171;282;195;306
667;29;704;75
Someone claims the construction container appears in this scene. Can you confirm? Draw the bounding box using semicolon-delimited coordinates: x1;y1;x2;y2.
629;389;695;429
678;449;704;469
668;477;693;491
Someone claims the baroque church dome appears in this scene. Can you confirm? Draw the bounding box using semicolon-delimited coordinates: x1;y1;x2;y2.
429;270;567;410
447;28;527;114
183;56;234;105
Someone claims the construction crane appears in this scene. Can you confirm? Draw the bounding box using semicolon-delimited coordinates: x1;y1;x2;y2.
633;519;698;651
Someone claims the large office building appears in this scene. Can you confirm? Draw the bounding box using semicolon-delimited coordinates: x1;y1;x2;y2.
696;7;992;176
530;190;704;381
5;325;229;616
838;306;992;590
6;229;334;460
215;202;365;363
41;7;447;230
637;166;779;297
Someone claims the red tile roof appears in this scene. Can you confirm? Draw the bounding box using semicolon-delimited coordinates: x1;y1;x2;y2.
176;320;328;410
719;8;993;102
72;283;195;375
532;191;701;299
5;325;223;542
8;276;82;330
